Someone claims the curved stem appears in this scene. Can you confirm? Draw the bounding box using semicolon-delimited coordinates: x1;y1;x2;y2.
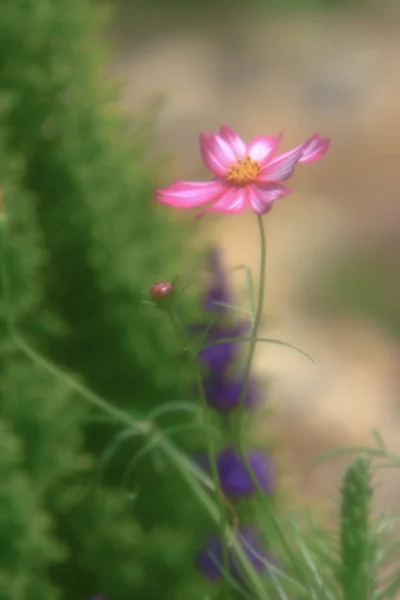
234;214;266;432
168;309;231;598
235;215;309;591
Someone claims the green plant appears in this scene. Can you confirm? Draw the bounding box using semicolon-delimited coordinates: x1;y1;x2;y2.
0;0;211;598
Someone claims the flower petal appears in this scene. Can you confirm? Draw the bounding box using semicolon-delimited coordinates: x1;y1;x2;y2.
200;134;228;176
247;133;283;165
219;125;247;158
207;133;237;166
215;448;274;497
197;186;248;217
247;183;290;214
156;180;224;208
258;148;302;182
298;132;330;163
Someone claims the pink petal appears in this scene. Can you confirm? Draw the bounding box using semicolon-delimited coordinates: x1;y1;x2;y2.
258;148;303;182
200;134;228;176
247;133;283;165
219;125;247;158
298;133;330;163
201;133;237;175
197;186;248;217
248;183;290;214
156;180;224;208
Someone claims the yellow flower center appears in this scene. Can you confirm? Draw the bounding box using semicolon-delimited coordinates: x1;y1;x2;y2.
226;155;261;185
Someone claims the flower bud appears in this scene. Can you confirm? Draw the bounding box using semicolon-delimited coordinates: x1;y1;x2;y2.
150;281;174;303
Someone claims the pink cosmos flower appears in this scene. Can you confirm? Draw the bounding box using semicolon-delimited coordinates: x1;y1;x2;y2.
156;126;329;216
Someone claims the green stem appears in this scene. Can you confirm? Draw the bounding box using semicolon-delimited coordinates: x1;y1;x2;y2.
234;214;266;436
234;214;310;592
167;308;231;598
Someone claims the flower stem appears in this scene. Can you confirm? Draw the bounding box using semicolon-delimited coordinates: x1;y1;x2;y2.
233;214;266;439
234;214;310;592
167;308;231;598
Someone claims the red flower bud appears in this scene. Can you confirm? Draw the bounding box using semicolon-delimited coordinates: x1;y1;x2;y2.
150;281;174;302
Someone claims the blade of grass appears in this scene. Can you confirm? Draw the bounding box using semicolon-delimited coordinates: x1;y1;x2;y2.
231;263;256;319
204;336;314;363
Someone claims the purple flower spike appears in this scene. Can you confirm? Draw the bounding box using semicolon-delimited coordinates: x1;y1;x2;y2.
217;449;274;497
195;321;249;374
196;448;274;498
202;247;232;313
202;373;260;412
197;526;270;582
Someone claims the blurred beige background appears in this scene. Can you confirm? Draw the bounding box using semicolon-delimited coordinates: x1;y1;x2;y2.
109;3;400;519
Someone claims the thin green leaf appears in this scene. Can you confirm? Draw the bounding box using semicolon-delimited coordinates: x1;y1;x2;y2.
238;532;295;600
203;553;256;600
178;281;195;295
146;401;202;421
373;458;400;470
371;429;387;452
210;300;253;319
121;422;202;491
13;333;151;434
303;445;386;487
290;525;335;600
97;428;142;481
231;263;256;318
205;336;314;363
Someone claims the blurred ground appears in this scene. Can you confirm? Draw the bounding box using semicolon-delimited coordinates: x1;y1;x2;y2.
109;6;400;518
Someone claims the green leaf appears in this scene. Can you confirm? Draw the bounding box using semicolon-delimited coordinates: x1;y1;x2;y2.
204;336;315;363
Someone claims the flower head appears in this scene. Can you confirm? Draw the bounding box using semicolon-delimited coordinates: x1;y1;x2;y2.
157;125;329;216
202;372;260;412
197;526;270;581
198;448;274;498
191;320;249;374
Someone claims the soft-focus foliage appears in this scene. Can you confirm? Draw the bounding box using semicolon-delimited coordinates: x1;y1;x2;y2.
0;126;80;600
0;0;212;598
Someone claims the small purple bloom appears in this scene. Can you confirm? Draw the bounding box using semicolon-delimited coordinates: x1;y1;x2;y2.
202;372;260;412
197;448;274;498
196;526;270;581
218;449;274;497
193;321;249;374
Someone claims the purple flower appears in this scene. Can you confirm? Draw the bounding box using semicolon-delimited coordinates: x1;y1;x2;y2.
202;372;260;412
190;247;250;374
197;448;274;498
202;248;232;313
192;321;249;374
196;526;270;581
